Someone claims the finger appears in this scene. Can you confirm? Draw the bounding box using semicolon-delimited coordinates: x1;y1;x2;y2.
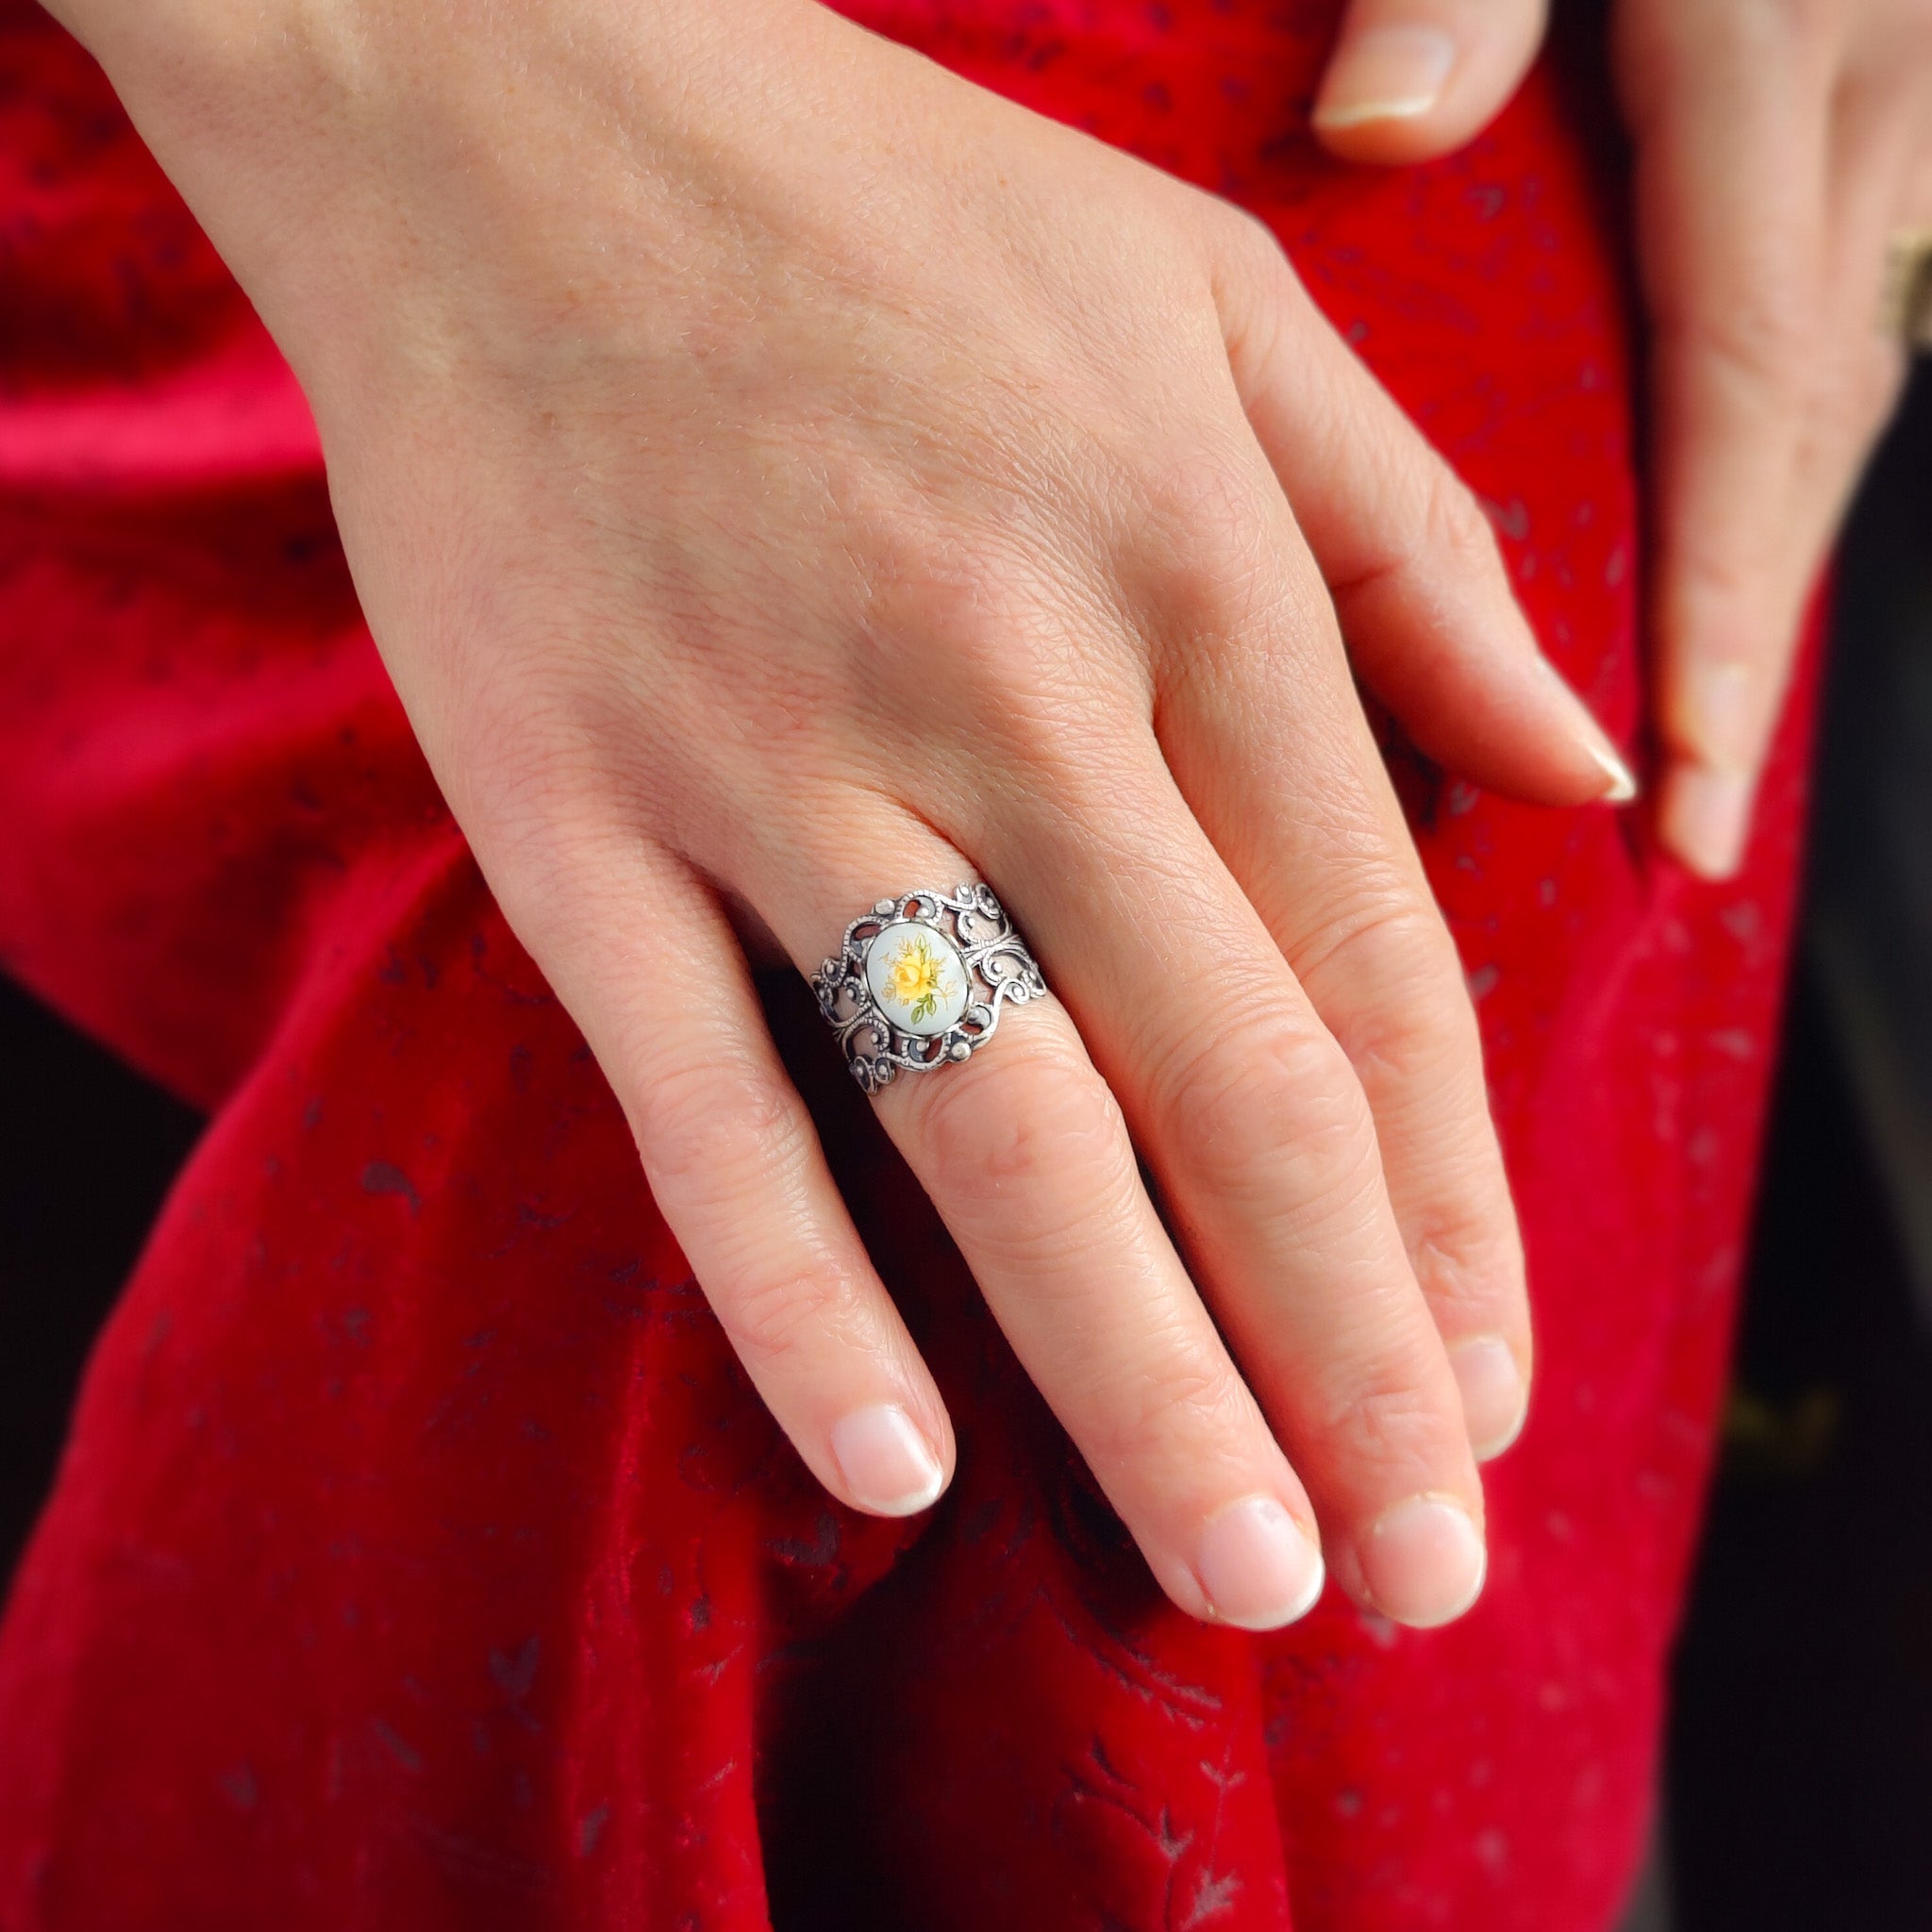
1138;457;1531;1461
741;805;1332;1633
1310;0;1548;164
485;824;957;1519
1623;14;1829;877
1794;71;1921;552
951;741;1491;1627
1203;210;1639;811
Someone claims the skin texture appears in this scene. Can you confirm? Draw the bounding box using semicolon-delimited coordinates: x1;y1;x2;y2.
42;0;1644;1633
1313;0;1932;878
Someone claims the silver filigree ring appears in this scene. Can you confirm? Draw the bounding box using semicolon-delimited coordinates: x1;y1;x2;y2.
811;883;1048;1093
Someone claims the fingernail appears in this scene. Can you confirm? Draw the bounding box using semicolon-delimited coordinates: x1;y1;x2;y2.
1681;660;1755;769
1448;1336;1527;1461
1662;762;1756;880
1358;1493;1486;1627
1587;740;1640;805
1195;1494;1326;1630
1312;25;1457;129
1535;656;1638;803
828;1404;945;1516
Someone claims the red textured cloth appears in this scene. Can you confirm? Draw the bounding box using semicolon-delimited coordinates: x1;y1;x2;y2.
0;1;1816;1925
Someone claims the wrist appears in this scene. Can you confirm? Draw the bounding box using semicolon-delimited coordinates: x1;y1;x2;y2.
51;0;853;399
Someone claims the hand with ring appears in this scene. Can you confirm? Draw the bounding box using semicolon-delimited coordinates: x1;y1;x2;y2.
1312;0;1932;878
53;0;1644;1631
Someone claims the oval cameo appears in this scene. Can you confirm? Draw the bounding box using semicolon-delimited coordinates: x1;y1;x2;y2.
864;921;970;1038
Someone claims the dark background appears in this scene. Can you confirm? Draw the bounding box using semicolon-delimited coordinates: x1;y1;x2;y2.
4;373;1930;1928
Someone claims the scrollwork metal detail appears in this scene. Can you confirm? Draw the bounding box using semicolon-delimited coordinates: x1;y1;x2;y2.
811;882;1048;1093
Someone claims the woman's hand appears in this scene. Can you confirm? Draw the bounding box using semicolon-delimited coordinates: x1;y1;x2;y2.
1313;0;1932;877
59;0;1634;1630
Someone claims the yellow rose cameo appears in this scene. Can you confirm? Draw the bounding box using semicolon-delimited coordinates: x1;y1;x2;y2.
864;922;969;1038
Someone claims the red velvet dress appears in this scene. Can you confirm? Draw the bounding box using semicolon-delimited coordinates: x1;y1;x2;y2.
0;1;1817;1925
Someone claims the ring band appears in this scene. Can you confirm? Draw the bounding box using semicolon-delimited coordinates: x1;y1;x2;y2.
1882;230;1932;351
812;883;1047;1092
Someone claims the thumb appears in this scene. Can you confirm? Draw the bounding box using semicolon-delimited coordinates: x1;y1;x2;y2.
1311;0;1549;165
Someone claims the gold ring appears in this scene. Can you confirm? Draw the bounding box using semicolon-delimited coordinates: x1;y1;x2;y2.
1882;229;1932;351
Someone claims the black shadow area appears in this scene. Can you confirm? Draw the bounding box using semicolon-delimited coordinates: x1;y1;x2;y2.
0;974;201;1583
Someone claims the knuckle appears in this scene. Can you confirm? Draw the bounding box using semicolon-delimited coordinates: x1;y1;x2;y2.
863;540;1134;773
1200;201;1307;365
716;1260;845;1369
1410;1216;1526;1324
633;1058;807;1207
1424;466;1507;575
1140;441;1283;605
450;712;620;865
1211;202;1298;303
1314;1351;1453;1460
858;518;1034;683
1130;447;1334;722
1226;202;1292;270
859;535;991;671
1673;537;1774;611
965;638;1125;774
1158;1012;1381;1214
1083;1346;1257;1470
1330;451;1506;606
1294;895;1479;1086
1669;299;1818;404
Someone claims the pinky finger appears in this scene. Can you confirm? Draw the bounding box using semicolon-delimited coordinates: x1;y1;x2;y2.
509;834;957;1518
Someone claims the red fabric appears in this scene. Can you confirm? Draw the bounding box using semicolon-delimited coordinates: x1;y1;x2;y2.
0;2;1817;1925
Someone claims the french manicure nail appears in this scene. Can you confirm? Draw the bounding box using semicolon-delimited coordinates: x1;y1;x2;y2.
1358;1493;1486;1627
1534;655;1638;802
1196;1494;1326;1630
1588;739;1640;806
1312;25;1457;129
1448;1335;1527;1461
1662;762;1756;880
829;1404;945;1516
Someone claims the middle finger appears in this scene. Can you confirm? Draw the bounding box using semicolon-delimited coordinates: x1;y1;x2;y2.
1138;447;1535;1464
